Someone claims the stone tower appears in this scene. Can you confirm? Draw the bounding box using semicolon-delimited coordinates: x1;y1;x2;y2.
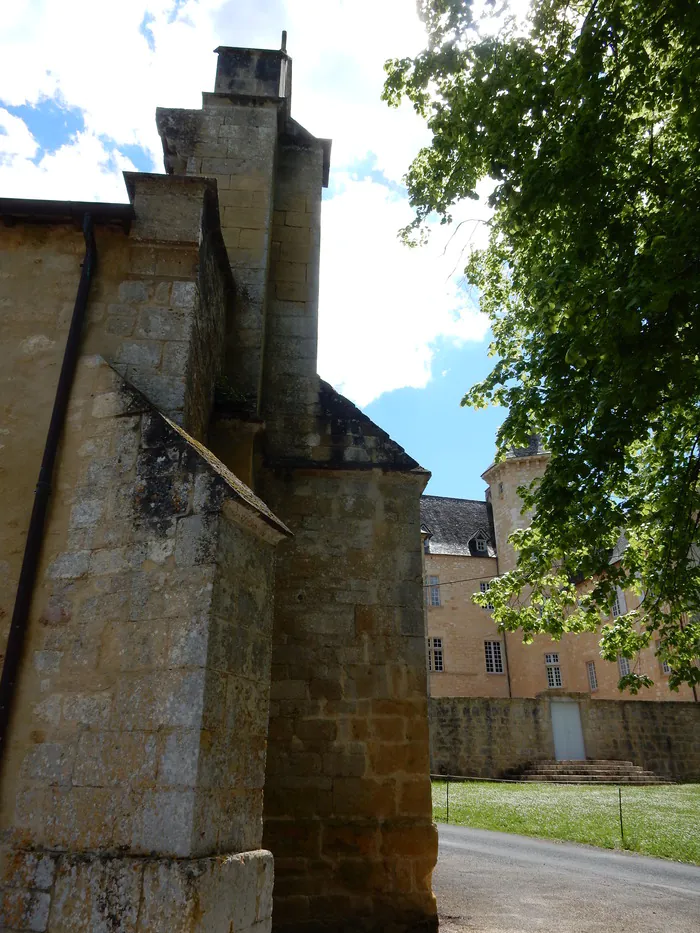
0;41;437;933
482;437;549;574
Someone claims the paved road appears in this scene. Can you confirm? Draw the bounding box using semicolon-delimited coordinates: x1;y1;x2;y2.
434;824;700;933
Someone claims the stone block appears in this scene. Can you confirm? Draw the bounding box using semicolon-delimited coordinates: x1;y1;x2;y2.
161;340;189;375
174;513;220;567
158;729;200;786
275;281;309;303
33;650;62;674
111;670;206;731
115;340;163;369
47;550;90;580
381;822;438;861
118;281;151;303
20;743;75;786
69;498;104;529
171;281;197;308
168;612;209;667
0;888;51;932
284;211;312;228
273;261;306;284
62;693;112;728
73;731;157;788
126;789;195;856
135;307;190;342
50;857;143;933
223;206;267;229
239;228;268;250
0;851;55;892
219;188;253;208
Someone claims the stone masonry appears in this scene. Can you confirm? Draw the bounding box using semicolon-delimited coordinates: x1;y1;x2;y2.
0;41;437;933
430;695;700;782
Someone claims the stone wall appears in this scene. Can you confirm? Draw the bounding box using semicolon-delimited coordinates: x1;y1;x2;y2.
156;89;279;417
429;695;700;781
429;697;555;778
580;698;700;781
0;42;439;933
0;356;287;929
424;553;504;698
260;466;437;933
0;847;272;933
260;124;325;462
0;174;233;663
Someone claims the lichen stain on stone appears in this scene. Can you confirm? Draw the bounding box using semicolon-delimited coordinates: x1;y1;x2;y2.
133;414;192;536
132;465;190;537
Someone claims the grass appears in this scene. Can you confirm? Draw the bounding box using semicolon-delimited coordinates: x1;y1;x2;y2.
432;780;700;865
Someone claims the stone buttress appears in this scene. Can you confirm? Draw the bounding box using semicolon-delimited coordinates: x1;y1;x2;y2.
0;172;289;931
156;45;438;933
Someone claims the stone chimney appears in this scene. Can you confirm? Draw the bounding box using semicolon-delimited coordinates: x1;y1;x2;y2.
213;44;292;102
156;40;330;473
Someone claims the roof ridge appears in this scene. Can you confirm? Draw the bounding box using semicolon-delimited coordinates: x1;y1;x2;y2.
421;495;488;504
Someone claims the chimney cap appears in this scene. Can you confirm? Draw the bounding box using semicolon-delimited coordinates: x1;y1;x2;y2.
213;45;291;100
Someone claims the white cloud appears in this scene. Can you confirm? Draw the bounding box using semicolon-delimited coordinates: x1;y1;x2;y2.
0;126;137;201
276;0;431;180
318;175;490;406
0;109;39;160
0;0;225;167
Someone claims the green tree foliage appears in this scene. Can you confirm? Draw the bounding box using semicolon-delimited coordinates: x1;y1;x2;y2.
385;0;700;691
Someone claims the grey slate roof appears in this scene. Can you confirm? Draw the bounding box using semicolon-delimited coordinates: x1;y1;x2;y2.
316;380;427;472
506;434;547;459
420;495;496;557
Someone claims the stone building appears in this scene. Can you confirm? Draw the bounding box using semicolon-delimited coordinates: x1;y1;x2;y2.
423;440;698;703
0;42;437;933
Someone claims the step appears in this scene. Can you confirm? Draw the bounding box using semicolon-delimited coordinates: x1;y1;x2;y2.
518;774;670;784
526;768;649;776
532;761;637;769
542;759;635;765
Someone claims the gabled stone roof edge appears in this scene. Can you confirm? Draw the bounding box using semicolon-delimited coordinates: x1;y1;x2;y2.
110;363;292;539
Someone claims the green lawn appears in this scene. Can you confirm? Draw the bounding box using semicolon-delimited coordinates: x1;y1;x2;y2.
432;780;700;864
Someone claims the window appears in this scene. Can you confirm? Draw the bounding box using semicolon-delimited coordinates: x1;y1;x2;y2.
617;654;631;677
475;535;487;554
428;637;444;672
656;640;672;675
427;575;440;607
611;587;627;618
484;640;504;674
586;661;598;692
545;652;563;688
479;581;494;610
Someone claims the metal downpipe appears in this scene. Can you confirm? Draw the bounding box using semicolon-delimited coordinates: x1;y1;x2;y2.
0;212;97;768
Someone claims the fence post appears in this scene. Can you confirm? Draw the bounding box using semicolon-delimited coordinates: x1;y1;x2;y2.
618;786;624;846
446;776;450;824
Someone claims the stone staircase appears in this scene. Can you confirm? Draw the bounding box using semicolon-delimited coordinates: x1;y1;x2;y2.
505;759;672;784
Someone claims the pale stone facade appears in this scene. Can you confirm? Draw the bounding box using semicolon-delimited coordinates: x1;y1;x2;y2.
0;42;437;933
424;444;697;703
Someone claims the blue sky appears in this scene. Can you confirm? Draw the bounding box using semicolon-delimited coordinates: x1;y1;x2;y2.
0;0;506;501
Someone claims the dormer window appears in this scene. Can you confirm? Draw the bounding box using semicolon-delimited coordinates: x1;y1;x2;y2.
475;534;487;554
